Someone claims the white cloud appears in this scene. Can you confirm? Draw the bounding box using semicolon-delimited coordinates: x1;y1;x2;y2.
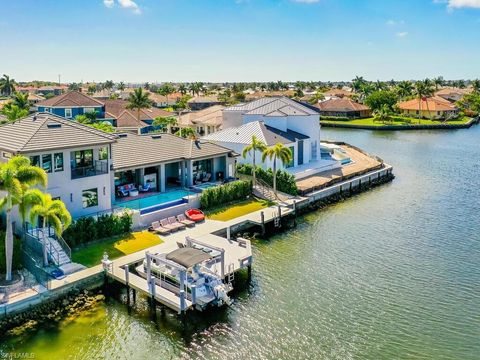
396;31;408;38
435;0;480;9
103;0;141;14
118;0;141;14
386;19;405;26
103;0;114;8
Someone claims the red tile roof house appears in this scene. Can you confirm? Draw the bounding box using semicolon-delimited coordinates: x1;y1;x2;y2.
397;96;459;120
315;98;372;119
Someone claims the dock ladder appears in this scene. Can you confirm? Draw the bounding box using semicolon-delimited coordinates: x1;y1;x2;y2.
227;263;235;285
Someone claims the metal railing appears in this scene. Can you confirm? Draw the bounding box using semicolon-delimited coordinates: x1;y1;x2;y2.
46;226;72;261
24;223;63;266
71;160;108;179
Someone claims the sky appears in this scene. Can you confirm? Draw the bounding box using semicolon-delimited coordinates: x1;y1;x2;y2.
1;0;480;83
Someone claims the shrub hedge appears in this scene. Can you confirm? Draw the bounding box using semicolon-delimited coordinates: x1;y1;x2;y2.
320;116;353;121
236;163;298;196
63;213;132;248
200;180;252;210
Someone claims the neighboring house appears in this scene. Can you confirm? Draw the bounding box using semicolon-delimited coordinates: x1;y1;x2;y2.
187;96;222;110
28;93;46;104
0;113;116;220
36;91;105;119
245;90;295;101
148;92;182;108
397;96;459;119
322;88;353;99
435;87;470;103
315;98;372;118
0;113;237;225
37;86;65;96
178;105;225;135
203;97;338;175
91;89;115;100
103;99;173;133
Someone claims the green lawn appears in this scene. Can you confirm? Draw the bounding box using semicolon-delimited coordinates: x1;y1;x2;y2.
321;116;472;127
72;231;163;267
206;198;274;222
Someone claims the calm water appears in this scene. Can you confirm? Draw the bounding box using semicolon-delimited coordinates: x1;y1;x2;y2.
2;126;480;360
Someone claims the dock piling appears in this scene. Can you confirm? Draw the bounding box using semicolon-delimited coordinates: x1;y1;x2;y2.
260;211;265;236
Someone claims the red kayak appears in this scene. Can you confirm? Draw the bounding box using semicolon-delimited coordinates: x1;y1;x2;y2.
185;209;205;222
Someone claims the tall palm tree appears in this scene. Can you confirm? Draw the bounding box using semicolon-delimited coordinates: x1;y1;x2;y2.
433;76;444;91
0;156;47;280
242;135;267;186
117;81;125;91
0;74;16;96
153;116;177;133
262;143;293;195
157;83;175;106
126;88;153;124
414;79;435;121
12;92;30;110
1;103;29;122
351;76;366;93
29;192;71;266
396;81;414;100
178;84;188;95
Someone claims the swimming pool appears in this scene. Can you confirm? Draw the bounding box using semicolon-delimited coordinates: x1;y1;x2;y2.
114;189;192;214
193;182;219;191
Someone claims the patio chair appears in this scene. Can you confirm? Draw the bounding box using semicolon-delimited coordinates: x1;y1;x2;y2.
160;218;178;232
177;214;195;227
151;221;170;235
139;182;151;192
202;173;211;183
167;216;186;231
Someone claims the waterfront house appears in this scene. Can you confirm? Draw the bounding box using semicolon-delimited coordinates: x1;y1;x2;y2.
178;105;225;135
204;97;341;177
37;85;65;96
322;88;353;99
397;96;459;119
435;87;471;103
0;113;116;220
315;98;372;118
36;91;105;119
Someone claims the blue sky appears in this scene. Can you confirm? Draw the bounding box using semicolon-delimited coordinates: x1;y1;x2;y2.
1;0;480;82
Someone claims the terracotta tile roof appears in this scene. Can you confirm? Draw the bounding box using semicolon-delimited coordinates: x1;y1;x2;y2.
104;99;173;128
178;105;225;127
37;91;104;107
435;87;470;97
322;88;353;98
315;98;370;112
187;95;220;104
397;96;458;111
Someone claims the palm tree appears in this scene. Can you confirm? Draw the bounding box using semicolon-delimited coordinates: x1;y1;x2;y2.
175;127;196;139
178;84;188;95
433;76;444;91
153;116;177;133
117;82;125;91
157;83;175;106
414;79;435;121
0;75;16;96
242;135;267;186
12;92;30;110
373;105;393;124
261;143;293;195
126;88;153;124
351;76;366;93
471;79;480;94
0;156;47;280
1;104;29;122
396;81;414;100
29;192;71;266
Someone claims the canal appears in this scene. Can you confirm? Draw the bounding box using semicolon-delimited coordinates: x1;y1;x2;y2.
1;126;479;359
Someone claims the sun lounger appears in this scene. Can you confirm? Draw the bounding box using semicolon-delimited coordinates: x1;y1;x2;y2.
202;173;211;183
160;218;178;232
177;214;195;227
167;216;186;230
151;221;170;235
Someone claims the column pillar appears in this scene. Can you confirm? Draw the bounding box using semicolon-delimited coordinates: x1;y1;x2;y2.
160;164;166;192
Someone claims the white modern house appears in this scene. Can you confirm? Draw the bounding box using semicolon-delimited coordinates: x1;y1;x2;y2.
0;113;116;221
204;97;341;178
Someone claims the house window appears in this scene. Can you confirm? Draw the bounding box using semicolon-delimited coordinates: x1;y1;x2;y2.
30;155;40;167
82;188;98;208
83;107;96;115
99;146;109;160
72;149;93;169
42;154;52;173
54;153;64;172
2;152;11;159
65;108;72;118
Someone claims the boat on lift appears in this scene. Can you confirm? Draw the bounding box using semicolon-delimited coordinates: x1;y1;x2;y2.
136;247;232;310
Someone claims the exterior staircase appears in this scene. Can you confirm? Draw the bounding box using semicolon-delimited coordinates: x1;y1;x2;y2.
253;178;293;203
27;226;72;267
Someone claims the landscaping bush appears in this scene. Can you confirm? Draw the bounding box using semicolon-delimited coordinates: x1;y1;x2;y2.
236;163;298;196
0;231;22;273
200;180;252;210
63;213;132;247
320;116;352;121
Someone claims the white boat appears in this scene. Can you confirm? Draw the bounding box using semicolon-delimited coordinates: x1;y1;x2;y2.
136;247;233;310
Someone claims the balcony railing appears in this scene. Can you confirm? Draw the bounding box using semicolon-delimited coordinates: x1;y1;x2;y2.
71;160;108;179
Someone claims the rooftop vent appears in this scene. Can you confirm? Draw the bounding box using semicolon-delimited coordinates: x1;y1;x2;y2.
151;135;162;139
117;133;128;138
47;123;61;129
